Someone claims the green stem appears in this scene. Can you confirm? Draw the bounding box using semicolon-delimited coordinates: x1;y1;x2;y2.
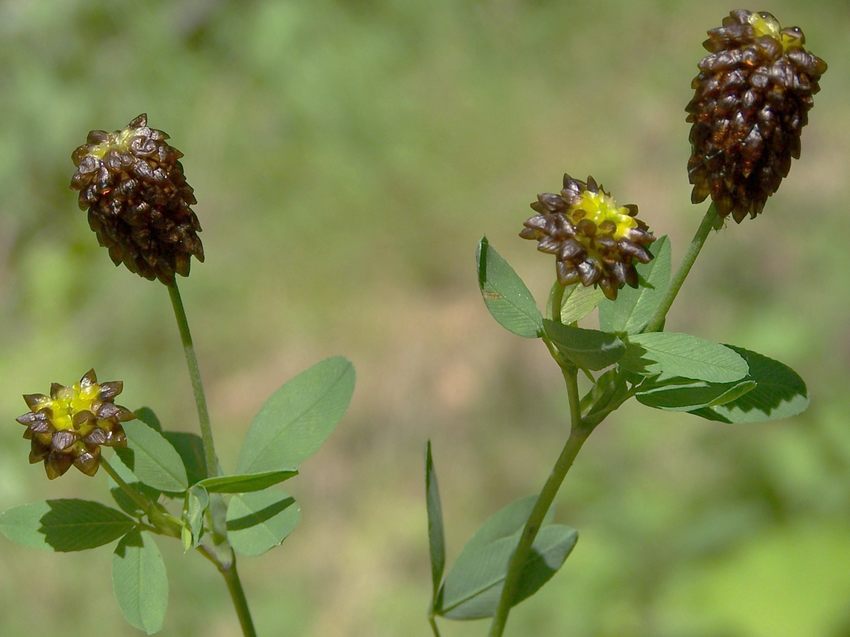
550;281;567;323
197;546;257;637
644;203;718;333
428;613;442;637
100;457;153;515
221;556;257;637
167;281;219;477
101;457;182;538
488;367;591;637
167;281;256;635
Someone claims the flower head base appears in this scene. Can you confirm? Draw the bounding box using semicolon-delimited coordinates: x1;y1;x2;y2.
70;114;204;284
520;175;655;300
16;370;133;479
686;10;827;222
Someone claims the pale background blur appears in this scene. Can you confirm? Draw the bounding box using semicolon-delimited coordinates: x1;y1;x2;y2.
1;1;848;635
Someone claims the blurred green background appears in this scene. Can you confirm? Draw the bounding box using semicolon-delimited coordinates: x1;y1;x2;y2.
1;1;848;635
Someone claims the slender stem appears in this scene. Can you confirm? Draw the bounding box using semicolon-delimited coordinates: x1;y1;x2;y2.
101;457;153;514
488;367;591;637
221;556;257;637
428;614;442;637
197;545;257;637
167;281;219;477
644;203;719;333
101;457;183;538
167;281;256;635
550;282;567;323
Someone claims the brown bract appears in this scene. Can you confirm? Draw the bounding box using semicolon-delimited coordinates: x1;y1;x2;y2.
519;174;655;301
686;10;827;222
70;114;204;283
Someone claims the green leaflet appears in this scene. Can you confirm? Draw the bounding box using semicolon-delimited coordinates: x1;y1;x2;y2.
113;530;168;634
238;357;355;474
477;237;543;338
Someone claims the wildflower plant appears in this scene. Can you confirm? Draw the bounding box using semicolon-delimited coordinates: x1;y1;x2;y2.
425;10;822;636
0;115;355;635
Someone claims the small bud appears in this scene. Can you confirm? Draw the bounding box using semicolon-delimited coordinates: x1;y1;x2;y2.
519;175;655;300
15;371;132;479
686;11;827;222
70;114;204;283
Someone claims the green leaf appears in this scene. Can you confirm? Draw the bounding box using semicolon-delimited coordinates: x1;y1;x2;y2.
183;486;209;550
0;499;135;552
134;407;162;431
227;491;300;557
106;450;162;516
196;470;298;494
116;420;189;493
436;496;577;620
636;377;757;411
599;235;671;334
162;432;208;485
620;332;749;383
237;357;355;474
557;284;606;325
690;346;809;423
476;237;542;338
113;530;168;635
425;441;446;600
542;320;625;370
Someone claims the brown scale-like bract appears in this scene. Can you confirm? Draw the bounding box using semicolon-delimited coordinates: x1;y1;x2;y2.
686;10;827;222
70;114;204;283
519;174;655;301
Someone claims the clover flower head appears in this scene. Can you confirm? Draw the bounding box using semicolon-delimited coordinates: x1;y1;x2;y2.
70;114;204;283
686;10;827;222
520;174;655;300
16;370;133;479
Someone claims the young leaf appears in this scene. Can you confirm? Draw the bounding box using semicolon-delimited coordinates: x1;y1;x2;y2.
620;332;749;383
183;485;209;550
436;496;577;620
113;530;168;635
557;284;606;325
195;470;298;494
162;432;208;485
636;377;757;411
237;357;355;474
117;420;189;493
425;441;446;600
599;235;671;334
690;346;808;423
227;491;300;557
542;320;625;370
0;499;135;552
477;237;543;338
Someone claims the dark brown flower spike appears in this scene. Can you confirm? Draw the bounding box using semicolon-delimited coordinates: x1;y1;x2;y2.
70;114;204;283
520;174;655;300
686;10;827;222
16;370;133;479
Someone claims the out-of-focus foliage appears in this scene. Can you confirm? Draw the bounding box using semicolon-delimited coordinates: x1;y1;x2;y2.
0;1;848;635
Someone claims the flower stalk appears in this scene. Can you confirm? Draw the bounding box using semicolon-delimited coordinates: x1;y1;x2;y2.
644;203;719;333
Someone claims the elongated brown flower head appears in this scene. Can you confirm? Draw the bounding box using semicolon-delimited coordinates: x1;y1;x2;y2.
520;175;655;300
70;114;204;283
686;10;827;222
15;370;133;479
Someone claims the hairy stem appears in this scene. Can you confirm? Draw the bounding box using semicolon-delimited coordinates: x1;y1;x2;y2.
644;203;718;333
